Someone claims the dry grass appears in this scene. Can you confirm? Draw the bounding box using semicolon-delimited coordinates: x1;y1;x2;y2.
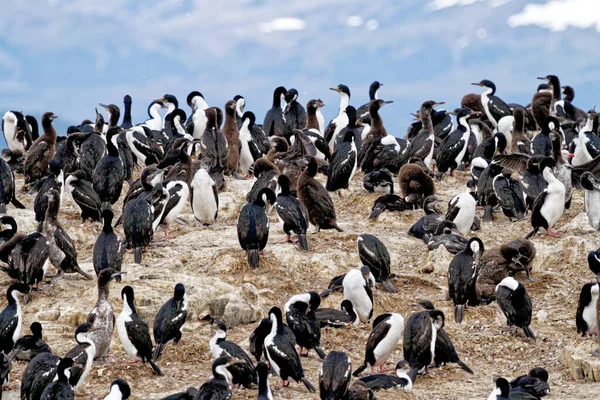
1;167;599;400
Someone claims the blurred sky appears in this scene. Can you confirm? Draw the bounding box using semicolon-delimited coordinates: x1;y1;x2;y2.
1;0;600;146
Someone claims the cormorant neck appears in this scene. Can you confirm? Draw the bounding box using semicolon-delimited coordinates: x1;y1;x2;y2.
338;93;350;113
551;135;563;164
98;282;110;301
76;333;94;347
107;133;120;156
420;106;434;135
306;107;320;131
123;103;132;127
370;109;386;137
41;120;57;142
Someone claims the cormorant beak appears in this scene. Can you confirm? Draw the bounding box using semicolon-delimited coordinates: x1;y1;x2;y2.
99;103;109;110
329;87;340;92
23;294;31;304
434;101;446;107
356;119;363;127
471;82;483;87
318;101;325;107
111;271;126;279
536;76;548;81
50;115;58;121
448;110;458;116
382;100;393;105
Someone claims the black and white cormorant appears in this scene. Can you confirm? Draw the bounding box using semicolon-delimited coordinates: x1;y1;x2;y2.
436;108;479;176
332;106;361;157
52;131;86;175
104;378;131;400
24;112;58;187
284;292;325;358
263;86;287;138
487;377;510;400
343;267;374;324
356;81;383;121
471;80;512;128
153;283;188;361
319;351;352;399
494;154;547;210
532;116;559;157
43;189;92;279
495;277;535;340
93;210;124;278
0;228;50;288
0;283;29;354
93;127;125;210
581;172;600;231
237;187;275;269
157;178;190;239
233;94;245;127
412;300;474;374
39;357;74;400
86;268;125;360
2;110;31;153
361;100;406;174
123;185;159;264
509;367;550;398
116;286;163;375
357;234;397;292
448;237;484;323
408;195;444;243
208;320;257;388
352;313;404;376
65;170;102;223
325;84;351;151
191;166;219;226
314;299;358;328
21;352;61;400
525;157;565;239
33;159;63;232
124;126;163;166
493;168;526;221
10;321;52;361
297;157;342;232
368;194;409;219
196;356;241;400
357;360;412;392
239;111;262;177
275;175;309;251
576;282;598;337
160;387;198;400
403;309;445;382
573;108;600;166
326;130;357;198
264;307;315;392
256;361;273;400
446;188;476;234
363;168;393;194
186;91;210;142
0;155;25;213
64;323;99;390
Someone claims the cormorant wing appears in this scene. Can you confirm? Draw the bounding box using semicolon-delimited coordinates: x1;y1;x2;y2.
493;154;531;175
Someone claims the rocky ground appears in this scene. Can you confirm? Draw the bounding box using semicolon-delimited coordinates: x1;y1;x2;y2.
2;168;600;400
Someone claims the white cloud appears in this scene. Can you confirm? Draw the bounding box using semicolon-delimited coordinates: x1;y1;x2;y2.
347;16;364;27
259;17;307;33
508;0;600;32
365;19;379;31
426;0;484;12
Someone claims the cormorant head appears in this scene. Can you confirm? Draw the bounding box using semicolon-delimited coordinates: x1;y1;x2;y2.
30;322;43;338
156;94;178;108
109;379;131;400
428;309;445;330
123;95;132;105
173;283;186;301
494;132;507;155
41;112;58;127
369;81;383;100
493;377;510;398
471;79;496;92
7;282;29;301
285;88;299;104
97;268;126;286
121;285;135;303
529;367;549;382
225;100;237;112
329;84;351;98
99;103;120;117
307;99;325;110
211;320;227;333
187;91;204;108
539;156;555;173
420;100;445;111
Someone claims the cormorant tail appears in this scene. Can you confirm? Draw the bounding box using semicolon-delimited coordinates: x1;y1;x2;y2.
352;363;367;377
457;359;474;374
248;249;260;269
298;233;309;251
524;228;538;240
455;304;464;324
523;326;536;340
134;247;143;264
314;346;326;360
149;359;163;376
11;197;26;209
300;377;316;393
153;343;164;362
